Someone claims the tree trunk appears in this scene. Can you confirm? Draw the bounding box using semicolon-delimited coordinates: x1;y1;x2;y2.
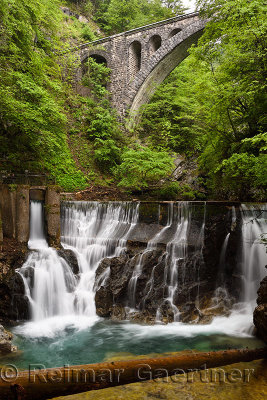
1;347;266;400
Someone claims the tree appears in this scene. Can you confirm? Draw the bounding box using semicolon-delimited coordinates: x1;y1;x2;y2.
164;0;186;13
102;0;185;34
193;0;267;199
0;0;87;190
114;147;174;190
138;0;266;200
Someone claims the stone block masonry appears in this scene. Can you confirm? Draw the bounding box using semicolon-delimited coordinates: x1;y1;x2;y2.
45;186;61;248
76;13;207;124
0;185;61;246
16;185;30;243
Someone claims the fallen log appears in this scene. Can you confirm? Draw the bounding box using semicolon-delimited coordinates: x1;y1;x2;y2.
0;347;266;400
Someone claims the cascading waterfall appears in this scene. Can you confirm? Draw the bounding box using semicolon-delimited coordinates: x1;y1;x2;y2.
16;200;266;339
127;202;206;322
240;204;267;308
210;205;237;309
127;204;163;309
18;201;77;321
17;201;139;333
162;202;191;321
211;203;266;334
61;201;139;315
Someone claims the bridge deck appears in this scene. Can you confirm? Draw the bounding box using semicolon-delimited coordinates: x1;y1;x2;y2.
75;12;199;51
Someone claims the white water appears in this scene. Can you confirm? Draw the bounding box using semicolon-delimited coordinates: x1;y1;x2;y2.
240;204;267;308
162;202;191;320
18;202;78;323
211;204;267;334
16;201;267;339
17;201;139;335
128;202;206;321
61;201;139;315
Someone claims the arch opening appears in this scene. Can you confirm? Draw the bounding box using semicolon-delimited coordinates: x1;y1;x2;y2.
168;28;182;38
89;54;107;65
149;35;162;55
81;53;109;92
82;54;107;75
129;41;142;80
128;29;204;127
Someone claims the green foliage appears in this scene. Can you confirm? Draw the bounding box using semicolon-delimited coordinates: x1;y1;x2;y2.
0;0;87;191
101;0;185;34
139;0;266;200
82;58;110;98
80;59;124;171
114;147;174;190
213;153;266;199
153;181;197;200
193;0;267;200
138;59;206;156
94;138;121;169
1;0;265;200
81;24;96;41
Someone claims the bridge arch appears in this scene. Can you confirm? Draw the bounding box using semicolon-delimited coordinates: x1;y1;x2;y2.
168;27;182;38
88;54;107;65
128;23;205;125
79;51;110;93
148;35;162;55
80;48;109;70
129;40;142;79
76;13;207;121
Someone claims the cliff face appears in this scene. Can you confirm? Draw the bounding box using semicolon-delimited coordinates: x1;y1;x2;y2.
0;239;29;323
253;275;267;343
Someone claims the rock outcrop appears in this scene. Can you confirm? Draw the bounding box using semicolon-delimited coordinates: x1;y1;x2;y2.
95;203;241;324
0;325;17;354
0;239;29;323
57;249;80;275
254;275;267;343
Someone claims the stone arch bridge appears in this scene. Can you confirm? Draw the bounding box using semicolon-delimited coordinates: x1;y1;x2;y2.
76;12;206;123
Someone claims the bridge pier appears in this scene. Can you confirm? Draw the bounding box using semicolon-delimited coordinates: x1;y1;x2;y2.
16;185;30;243
45;186;61;248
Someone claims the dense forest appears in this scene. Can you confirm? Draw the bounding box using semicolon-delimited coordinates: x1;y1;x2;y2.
0;0;266;200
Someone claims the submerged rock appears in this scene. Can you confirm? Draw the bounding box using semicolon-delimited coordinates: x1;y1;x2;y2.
0;324;17;354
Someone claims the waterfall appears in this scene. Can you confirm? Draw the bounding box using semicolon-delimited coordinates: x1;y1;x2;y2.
18;201;77;321
16;200;266;338
240;204;267;307
215;233;230;289
162;202;191;321
28;200;47;250
18;201;139;330
127;204;162;309
127;202;206;322
61;201;139;315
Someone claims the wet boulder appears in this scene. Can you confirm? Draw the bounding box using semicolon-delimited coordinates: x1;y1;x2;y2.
57;249;79;275
254;276;267;343
0;325;17;354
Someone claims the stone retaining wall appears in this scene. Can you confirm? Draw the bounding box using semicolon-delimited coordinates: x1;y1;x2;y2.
0;184;61;246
